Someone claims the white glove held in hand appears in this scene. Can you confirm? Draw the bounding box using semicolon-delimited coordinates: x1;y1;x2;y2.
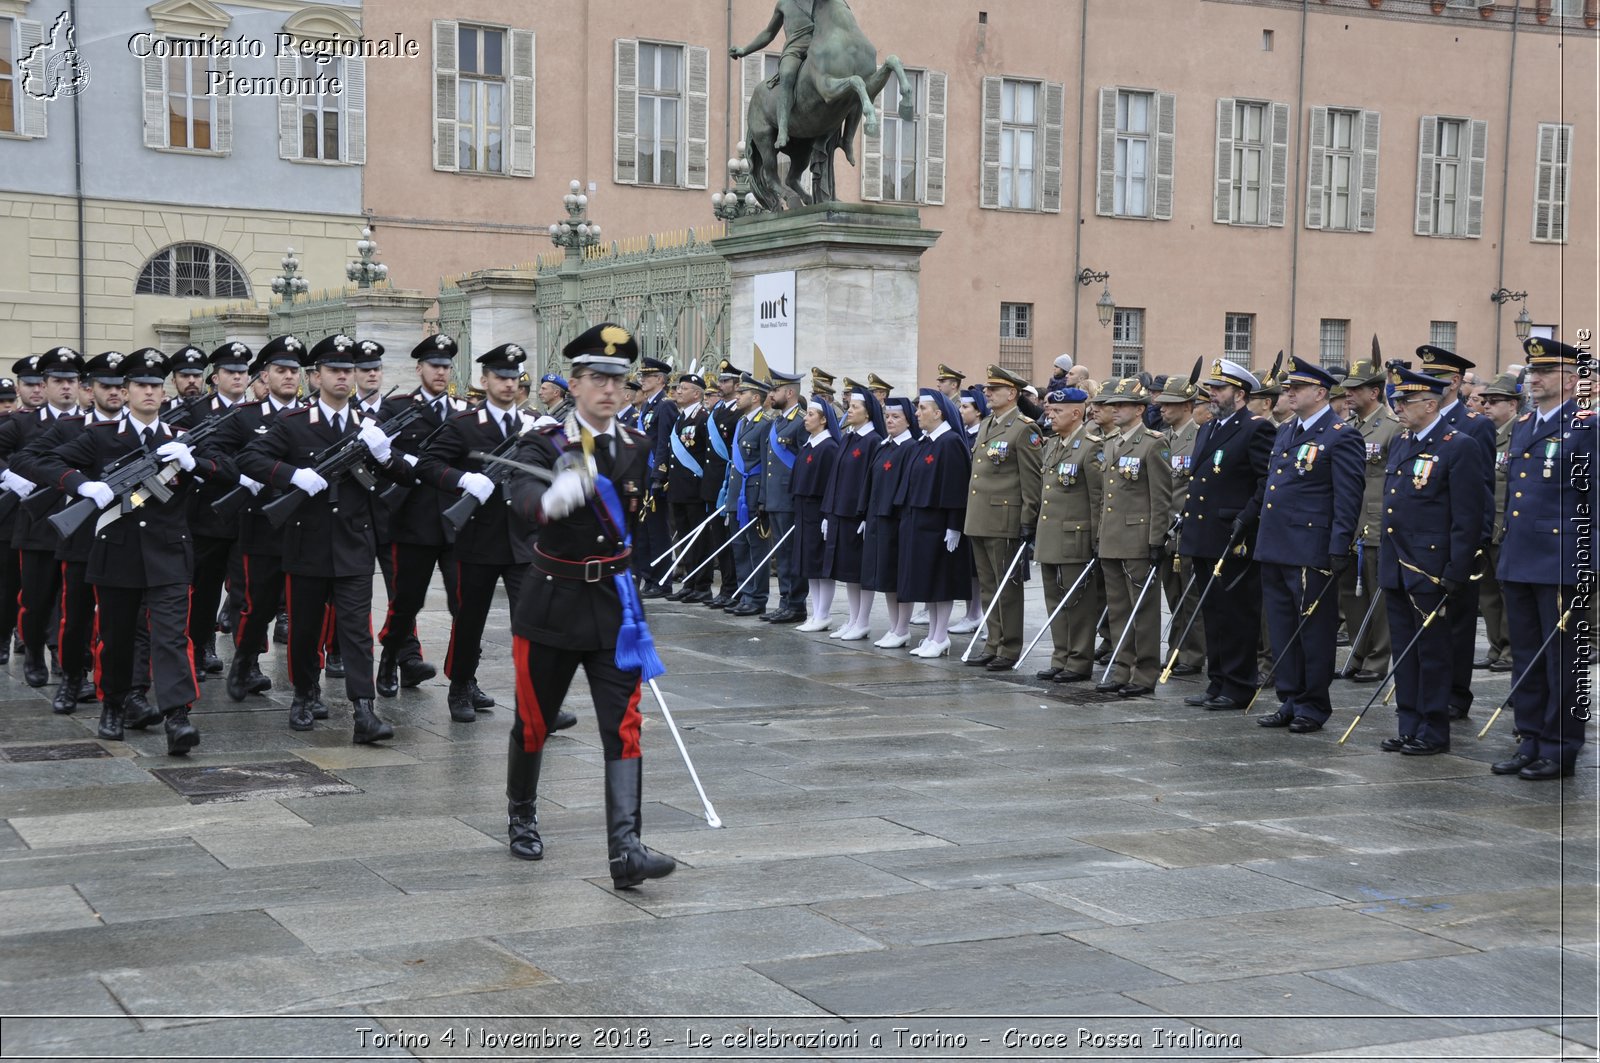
357;422;391;462
944;529;960;553
458;471;495;503
820;518;829;539
857;521;866;535
78;481;114;509
239;475;264;496
155;441;196;471
401;453;419;467
539;468;590;521
1;470;35;498
290;468;328;496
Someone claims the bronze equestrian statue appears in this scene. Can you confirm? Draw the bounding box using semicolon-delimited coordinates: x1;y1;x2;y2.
734;0;914;211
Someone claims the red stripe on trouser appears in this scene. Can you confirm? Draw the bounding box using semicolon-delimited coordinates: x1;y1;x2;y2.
618;679;644;759
15;552;26;649
512;636;548;753
56;562;68;662
284;574;301;690
378;542;400;643
444;559;463;679
236;554;253;650
91;586;104;701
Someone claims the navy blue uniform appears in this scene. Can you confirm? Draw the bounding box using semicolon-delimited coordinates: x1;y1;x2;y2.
895;426;974;603
761;403;807;613
636;390;676;590
1436;398;1497;717
822;425;880;582
1247;407;1365;726
1379;421;1487;748
726;409;768;612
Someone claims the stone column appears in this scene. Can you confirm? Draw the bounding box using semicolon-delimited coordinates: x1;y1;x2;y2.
344;288;436;380
456;271;539;360
714;203;940;393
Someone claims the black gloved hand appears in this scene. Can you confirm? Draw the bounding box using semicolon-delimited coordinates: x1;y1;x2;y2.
1149;544;1165;566
1326;554;1352;576
1020;523;1036;546
1439;577;1464;598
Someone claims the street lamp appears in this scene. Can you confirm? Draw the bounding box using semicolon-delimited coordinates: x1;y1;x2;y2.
550;179;603;254
1514;305;1532;342
270;247;309;301
1490;286;1534;343
1078;268;1116;328
711;142;763;221
345;227;389;288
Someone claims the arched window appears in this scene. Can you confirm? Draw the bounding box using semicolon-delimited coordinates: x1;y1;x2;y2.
136;244;250;299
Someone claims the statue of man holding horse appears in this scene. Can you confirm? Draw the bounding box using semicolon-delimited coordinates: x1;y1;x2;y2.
729;0;816;151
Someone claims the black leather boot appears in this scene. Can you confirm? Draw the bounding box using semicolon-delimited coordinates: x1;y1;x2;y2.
398;656;436;688
324;650;345;679
226;654;255;702
76;675;96;702
351;698;394;744
123;690;161;730
288;691;315;731
96;695;124;741
604;758;675;889
273;611;288;645
51;676;78;715
164;706;200;755
506;736;544;861
247;661;272;694
375;645;399;698
446;680;476;723
308;683;329;720
469;682;495;709
22;644;48;687
201;643;223;674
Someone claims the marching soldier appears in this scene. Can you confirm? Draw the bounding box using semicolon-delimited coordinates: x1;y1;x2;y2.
1178;360;1274;710
636;357;677;597
663;372;714;603
237;334;407;742
759;369;807;623
0;347;82;688
374;335;468;697
1034;387;1102;683
1154;370;1205;677
1335;358;1401;683
1490;336;1593;780
30;350;225;752
1377;364;1487;756
1247;356;1364;733
502;322;676;889
723;373;771;617
164;346;208;408
935;364;966;400
1474;371;1523;672
963;365;1043;672
1093;378;1174;697
0;358;43;665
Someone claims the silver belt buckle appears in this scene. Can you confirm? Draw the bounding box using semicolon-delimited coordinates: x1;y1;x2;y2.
584;558;604;583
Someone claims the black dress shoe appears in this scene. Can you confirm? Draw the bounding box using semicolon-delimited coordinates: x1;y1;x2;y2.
164;708;200;755
683;590;713;604
1287;717;1324;734
1492;751;1539;775
1119;684;1155;698
1350;669;1384;684
288;693;315;731
705;594;732;609
21;645;48;688
51;678;77;715
553;708;579;731
758;610;781;621
731;602;764;617
96;698;124;742
1035;667;1063;680
1203;696;1243;711
447;682;477;723
1519;758;1575;780
986;657;1017;672
1184;692;1213;706
398;657;436;688
308;686;329;720
77;676;97;703
201;646;224;674
640;585;671;600
1094;680;1123;694
1380;735;1414;752
965;653;997;668
226;656;254;702
1335;631;1351;646
273;613;289;645
351;698;394;744
1400;738;1449;756
1052;670;1091;683
1257;710;1293;728
247;664;271;693
1489;659;1513;673
769;608;805;624
1095;650;1112;664
1447;704;1471;721
123;691;161;730
664;588;691;602
1169;664;1202;677
1472;656;1493;670
376;646;399;698
469;683;495;709
324;651;346;679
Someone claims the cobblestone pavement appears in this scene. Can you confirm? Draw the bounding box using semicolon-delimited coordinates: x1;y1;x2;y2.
0;579;1595;1061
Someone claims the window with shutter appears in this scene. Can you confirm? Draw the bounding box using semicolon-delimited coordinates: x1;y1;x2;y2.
1357;109;1380;232
1312;107;1361;231
1112;89;1153;217
1533;122;1571;243
739;53;779;149
875;68;922;203
999;78;1037;210
0;18;15;136
923;70;947;206
1419;115;1483;237
1229;100;1267;224
1095;87;1116;216
1214;97;1236;225
162;46;219;151
1154;92;1176;220
508;30;535;178
1465;118;1487;237
457;25;508;174
293;56;342;161
344;56;366;165
634;41;686;186
980;76;1002;210
685;45;709;189
1267;101;1289;227
1414;115;1438;235
432;19;459;172
1041;81;1064;214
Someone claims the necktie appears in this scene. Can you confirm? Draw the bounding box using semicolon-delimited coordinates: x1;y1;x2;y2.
435;399;446;420
140;427;154;451
502;413;514;439
332;413;344;435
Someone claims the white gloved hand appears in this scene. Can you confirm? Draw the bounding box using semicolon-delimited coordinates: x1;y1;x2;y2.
78;481;114;509
1;470;36;498
155;440;196;471
857;521;866;535
458;471;495;503
290;468;329;496
821;518;829;539
539;468;591;521
357;422;392;462
239;475;264;496
401;453;419;467
944;529;960;553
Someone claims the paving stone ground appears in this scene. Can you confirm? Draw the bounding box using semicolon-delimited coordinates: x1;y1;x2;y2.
0;578;1595;1062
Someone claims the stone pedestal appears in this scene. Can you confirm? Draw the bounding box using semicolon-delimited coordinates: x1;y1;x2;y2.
456;270;539;361
715;203;940;391
345;287;436;379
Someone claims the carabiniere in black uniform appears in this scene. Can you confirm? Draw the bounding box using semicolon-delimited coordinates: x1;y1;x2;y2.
503;322;676;891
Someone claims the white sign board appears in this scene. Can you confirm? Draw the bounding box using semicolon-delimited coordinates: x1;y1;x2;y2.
752;270;796;374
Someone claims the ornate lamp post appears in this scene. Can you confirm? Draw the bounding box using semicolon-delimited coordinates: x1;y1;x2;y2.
1077;268;1116;327
346;227;389;289
1490;287;1534;342
549;179;603;260
270;247;310;301
711;142;763;221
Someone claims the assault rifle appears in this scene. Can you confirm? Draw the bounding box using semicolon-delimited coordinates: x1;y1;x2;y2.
259;399;428;530
440;433;522;541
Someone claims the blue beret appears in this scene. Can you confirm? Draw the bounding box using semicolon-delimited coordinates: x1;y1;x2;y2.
1045;387;1088;404
540;373;569;391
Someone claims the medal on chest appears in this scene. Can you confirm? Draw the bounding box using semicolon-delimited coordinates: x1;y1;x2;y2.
1411;454;1435;490
1211;448;1224;474
1544;439;1558;479
1496;448;1509;474
1171;453;1191;479
1057;461;1078;487
987;440;1010;466
1118;455;1142;481
1365;441;1383;464
1294;443;1320;476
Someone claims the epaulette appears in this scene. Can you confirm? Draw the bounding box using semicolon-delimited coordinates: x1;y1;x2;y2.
623;424;648;442
1465;410;1481;418
1442;430;1456;441
87;418;119;429
280;406;314;421
1576;408;1596;420
1518;412;1532;422
476;409;489;425
1333;422;1345;430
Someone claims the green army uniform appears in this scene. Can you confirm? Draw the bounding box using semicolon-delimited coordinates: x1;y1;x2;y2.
1335;360;1400;681
1476;375;1519;670
1156;376;1205;673
1036;419;1103;678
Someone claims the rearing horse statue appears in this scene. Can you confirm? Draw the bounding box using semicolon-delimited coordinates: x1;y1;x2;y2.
743;0;914;211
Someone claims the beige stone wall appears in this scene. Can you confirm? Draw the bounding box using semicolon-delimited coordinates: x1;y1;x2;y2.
0;193;363;357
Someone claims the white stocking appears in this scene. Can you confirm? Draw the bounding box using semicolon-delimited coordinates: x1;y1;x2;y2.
928;600;954;643
811;579;835;619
